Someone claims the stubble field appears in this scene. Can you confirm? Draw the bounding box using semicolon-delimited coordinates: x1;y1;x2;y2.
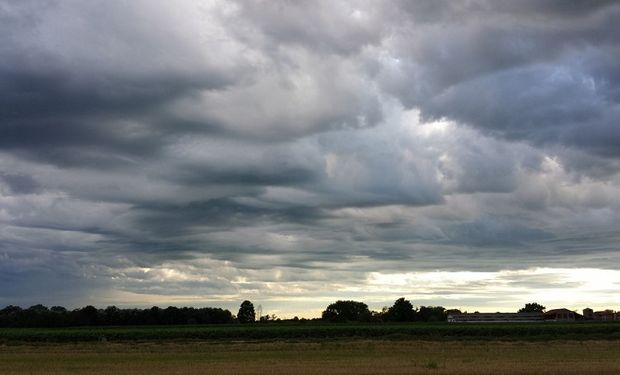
1;340;620;374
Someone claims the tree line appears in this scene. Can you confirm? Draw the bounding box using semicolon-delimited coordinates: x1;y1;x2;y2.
0;304;235;327
0;298;456;328
322;298;449;323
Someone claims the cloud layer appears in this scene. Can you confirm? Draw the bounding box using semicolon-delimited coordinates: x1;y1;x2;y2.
1;0;619;315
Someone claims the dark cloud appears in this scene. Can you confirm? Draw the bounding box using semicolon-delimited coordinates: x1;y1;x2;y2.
0;1;619;312
379;1;620;158
131;198;327;241
0;173;40;194
444;219;553;247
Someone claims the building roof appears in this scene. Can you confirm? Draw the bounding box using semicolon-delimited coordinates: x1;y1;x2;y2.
544;308;582;318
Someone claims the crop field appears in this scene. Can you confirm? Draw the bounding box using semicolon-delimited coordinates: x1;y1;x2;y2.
1;340;620;374
2;323;620;374
2;322;620;343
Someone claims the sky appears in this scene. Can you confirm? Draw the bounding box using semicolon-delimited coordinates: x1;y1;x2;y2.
1;0;620;318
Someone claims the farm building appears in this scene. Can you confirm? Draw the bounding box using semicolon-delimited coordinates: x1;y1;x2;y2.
447;312;543;323
582;308;617;321
543;308;581;321
594;310;617;321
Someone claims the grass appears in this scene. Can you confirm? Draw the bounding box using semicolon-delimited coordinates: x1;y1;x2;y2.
2;322;620;343
1;340;619;374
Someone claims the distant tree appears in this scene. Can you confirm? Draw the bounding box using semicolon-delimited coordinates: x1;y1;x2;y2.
322;300;371;322
0;304;235;327
417;306;447;322
17;305;47;327
27;304;49;312
75;305;99;326
386;298;416;322
260;314;277;322
47;306;69;327
518;303;546;313
103;306;121;325
0;305;23;327
50;306;67;314
1;305;22;315
237;300;256;323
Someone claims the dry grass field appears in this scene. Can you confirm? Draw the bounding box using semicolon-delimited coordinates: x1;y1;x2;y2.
1;340;619;374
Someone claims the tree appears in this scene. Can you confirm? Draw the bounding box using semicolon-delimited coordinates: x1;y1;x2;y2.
259;314;277;322
76;305;99;326
518;302;546;313
50;306;67;314
417;306;447;322
321;300;371;322
386;297;416;322
237;300;256;323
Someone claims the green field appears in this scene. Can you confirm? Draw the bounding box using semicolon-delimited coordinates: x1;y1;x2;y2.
2;322;620;343
1;340;619;374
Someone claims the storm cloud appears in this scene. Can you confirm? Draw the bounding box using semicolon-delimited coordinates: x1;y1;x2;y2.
1;0;619;315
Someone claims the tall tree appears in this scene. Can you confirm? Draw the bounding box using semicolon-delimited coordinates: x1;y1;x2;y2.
417;306;447;322
386;297;416;322
518;303;546;313
322;300;371;322
237;300;256;323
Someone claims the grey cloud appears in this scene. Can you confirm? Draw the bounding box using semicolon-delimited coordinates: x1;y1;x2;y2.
232;0;386;55
1;1;620;311
160;137;326;187
443;218;553;247
0;173;40;194
484;0;618;17
130;198;326;241
0;0;384;163
392;0;617;25
378;1;620;159
0;1;241;169
0;243;105;307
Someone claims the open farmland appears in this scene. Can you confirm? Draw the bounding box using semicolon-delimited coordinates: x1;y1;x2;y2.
2;322;620;343
1;340;619;374
3;323;620;374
